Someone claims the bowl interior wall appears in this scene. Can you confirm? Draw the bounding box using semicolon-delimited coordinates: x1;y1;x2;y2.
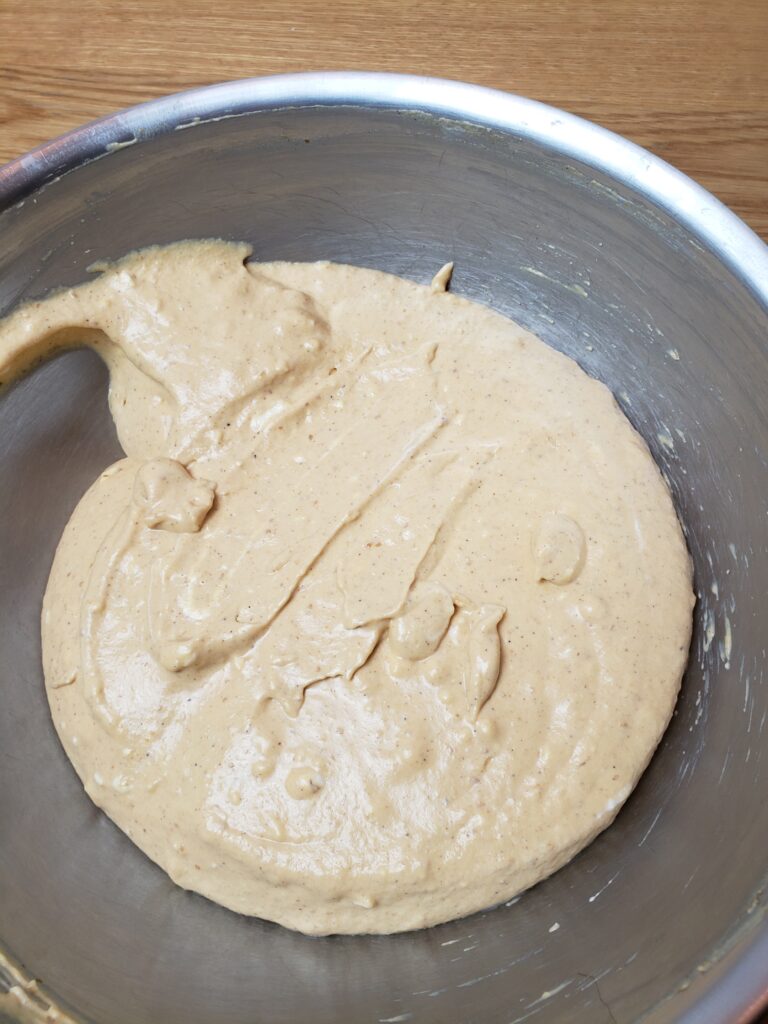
1;105;766;1024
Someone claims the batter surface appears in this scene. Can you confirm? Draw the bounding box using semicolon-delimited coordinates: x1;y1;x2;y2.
0;242;694;934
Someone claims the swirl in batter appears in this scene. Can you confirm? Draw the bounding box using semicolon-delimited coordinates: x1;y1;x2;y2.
0;241;694;934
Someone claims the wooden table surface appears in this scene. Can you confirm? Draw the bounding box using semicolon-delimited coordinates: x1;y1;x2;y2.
1;0;766;240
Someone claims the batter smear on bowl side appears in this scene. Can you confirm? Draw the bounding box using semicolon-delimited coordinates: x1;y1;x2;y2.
0;241;694;934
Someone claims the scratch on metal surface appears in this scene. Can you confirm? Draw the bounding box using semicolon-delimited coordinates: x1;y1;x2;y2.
718;614;732;668
589;178;631;207
638;806;664;846
576;966;613;992
588;870;621;902
520;265;589;297
702;608;716;653
525;979;573;1008
683;867;700;892
507;1006;543;1024
456;946;545;991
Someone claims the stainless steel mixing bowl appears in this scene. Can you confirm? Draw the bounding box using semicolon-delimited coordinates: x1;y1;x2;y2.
1;73;767;1024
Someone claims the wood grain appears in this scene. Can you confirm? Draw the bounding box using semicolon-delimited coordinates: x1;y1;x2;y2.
1;0;766;239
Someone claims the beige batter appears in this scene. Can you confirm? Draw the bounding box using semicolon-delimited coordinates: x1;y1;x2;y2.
0;241;694;935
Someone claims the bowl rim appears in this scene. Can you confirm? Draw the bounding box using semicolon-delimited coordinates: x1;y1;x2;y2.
1;70;767;310
0;70;766;1024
